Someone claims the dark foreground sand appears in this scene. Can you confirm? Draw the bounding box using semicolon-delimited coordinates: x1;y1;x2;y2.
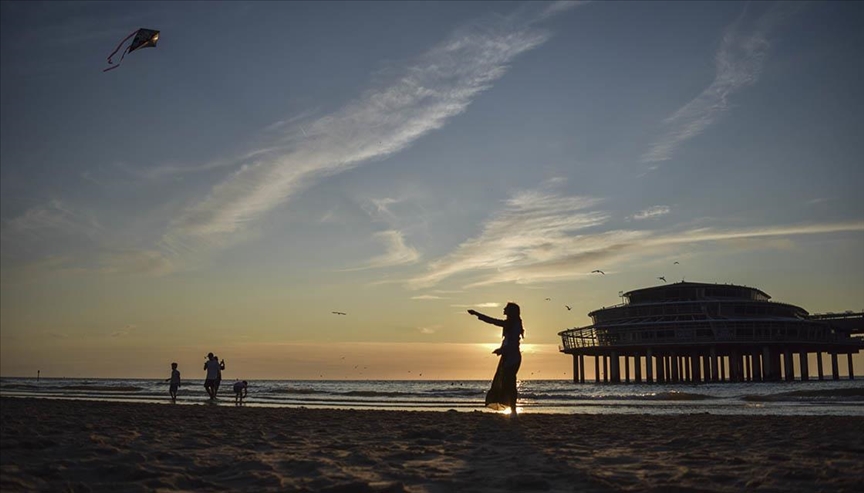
1;398;862;492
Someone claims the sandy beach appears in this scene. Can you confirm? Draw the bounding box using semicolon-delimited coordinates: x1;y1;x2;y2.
1;397;862;492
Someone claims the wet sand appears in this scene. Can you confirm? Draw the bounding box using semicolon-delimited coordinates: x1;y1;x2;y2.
1;397;862;492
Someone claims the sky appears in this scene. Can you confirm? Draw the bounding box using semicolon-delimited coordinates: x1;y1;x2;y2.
1;1;863;380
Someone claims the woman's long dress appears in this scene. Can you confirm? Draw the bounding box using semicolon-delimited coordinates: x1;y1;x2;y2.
485;357;511;410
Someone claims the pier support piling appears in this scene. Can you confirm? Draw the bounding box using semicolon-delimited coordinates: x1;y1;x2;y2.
610;352;620;384
711;348;719;382
799;352;809;381
572;355;580;384
646;350;654;384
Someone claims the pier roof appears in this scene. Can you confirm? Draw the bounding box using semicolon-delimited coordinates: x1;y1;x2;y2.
622;281;771;301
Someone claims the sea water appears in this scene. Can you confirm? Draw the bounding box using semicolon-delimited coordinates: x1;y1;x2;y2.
2;377;862;415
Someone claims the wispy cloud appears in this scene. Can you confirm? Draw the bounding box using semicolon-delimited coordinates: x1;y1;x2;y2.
641;3;803;163
646;222;864;247
365;198;401;224
110;324;138;338
0;255;81;284
417;325;441;335
1;200;101;238
356;230;420;269
411;294;447;300
537;1;591;21
132;147;285;180
630;205;671;220
451;302;501;308
0;201;104;258
409;184;609;288
96;250;176;277
158;7;574;262
407;185;864;289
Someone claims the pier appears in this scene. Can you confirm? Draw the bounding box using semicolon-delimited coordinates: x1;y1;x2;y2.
558;282;864;383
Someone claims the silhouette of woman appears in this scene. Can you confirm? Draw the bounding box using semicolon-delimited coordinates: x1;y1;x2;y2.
468;302;524;417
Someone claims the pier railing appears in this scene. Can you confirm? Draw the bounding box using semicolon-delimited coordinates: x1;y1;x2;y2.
809;311;863;320
559;319;862;351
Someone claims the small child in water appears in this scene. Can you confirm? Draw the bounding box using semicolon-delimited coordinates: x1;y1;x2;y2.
166;362;181;404
233;380;248;406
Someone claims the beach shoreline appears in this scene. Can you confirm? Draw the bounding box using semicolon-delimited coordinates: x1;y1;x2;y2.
2;397;862;492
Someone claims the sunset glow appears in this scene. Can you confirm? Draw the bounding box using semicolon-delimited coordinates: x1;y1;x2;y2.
1;1;862;380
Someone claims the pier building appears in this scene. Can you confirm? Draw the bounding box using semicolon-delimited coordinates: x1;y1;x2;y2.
558;282;864;383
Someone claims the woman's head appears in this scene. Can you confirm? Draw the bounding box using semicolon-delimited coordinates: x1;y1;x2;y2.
503;302;521;319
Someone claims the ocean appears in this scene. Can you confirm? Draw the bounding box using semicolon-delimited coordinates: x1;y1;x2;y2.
2;377;862;415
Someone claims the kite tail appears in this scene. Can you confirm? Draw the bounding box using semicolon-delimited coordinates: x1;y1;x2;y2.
102;30;137;72
102;47;130;72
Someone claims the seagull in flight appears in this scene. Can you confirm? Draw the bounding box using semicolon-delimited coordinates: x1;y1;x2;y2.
565;305;572;311
658;276;667;283
673;261;680;265
591;270;605;275
545;298;552;301
332;311;347;315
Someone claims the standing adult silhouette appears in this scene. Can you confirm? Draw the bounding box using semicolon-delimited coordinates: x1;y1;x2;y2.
468;302;524;417
203;353;220;400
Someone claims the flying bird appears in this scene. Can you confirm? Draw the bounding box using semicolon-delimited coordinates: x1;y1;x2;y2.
565;305;572;311
103;28;160;72
673;261;680;265
591;270;605;275
545;298;552;301
332;311;347;315
658;276;667;283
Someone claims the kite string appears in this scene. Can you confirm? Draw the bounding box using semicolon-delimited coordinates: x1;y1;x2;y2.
104;29;138;67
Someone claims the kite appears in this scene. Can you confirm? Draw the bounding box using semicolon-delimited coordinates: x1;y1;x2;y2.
103;28;160;72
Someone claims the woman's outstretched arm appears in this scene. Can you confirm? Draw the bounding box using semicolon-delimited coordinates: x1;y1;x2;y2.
467;309;505;327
